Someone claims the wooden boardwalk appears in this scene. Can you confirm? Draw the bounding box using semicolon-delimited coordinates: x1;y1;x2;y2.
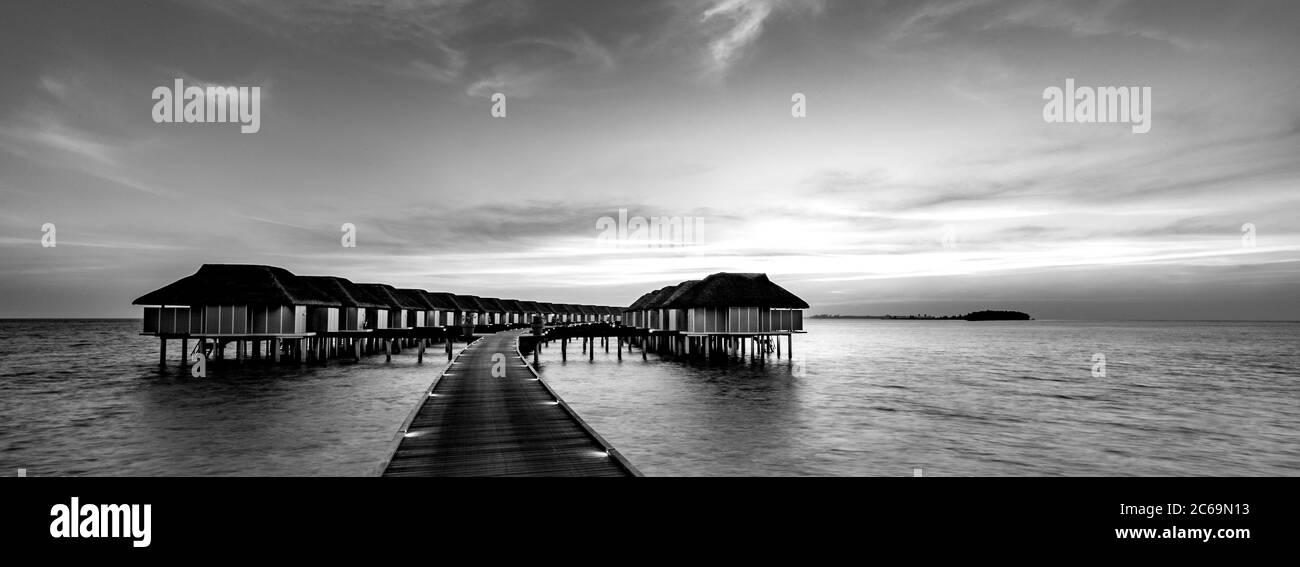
382;330;639;477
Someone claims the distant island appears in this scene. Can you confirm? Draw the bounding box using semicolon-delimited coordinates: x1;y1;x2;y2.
811;310;1032;321
962;310;1032;321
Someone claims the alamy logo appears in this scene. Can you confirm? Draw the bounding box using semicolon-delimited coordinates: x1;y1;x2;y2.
50;497;151;548
596;208;704;248
1043;79;1151;134
152;78;261;133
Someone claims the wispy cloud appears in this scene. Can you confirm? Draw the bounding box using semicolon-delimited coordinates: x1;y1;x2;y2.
694;0;824;79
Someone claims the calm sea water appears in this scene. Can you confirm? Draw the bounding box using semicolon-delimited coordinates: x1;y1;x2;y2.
1;319;1297;476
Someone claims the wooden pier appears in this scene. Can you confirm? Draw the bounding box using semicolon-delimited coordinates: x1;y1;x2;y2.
381;330;640;477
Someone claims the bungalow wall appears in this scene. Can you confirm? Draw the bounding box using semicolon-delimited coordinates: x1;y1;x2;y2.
686;308;725;333
201;305;250;335
664;309;685;331
684;307;779;333
388;309;409;328
307;307;340;333
142;306;198;335
249;305;307;335
769;309;804;331
341;307;366;331
364;308;389;330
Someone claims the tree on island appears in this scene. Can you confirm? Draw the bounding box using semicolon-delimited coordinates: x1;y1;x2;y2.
963;310;1031;321
810;310;1032;320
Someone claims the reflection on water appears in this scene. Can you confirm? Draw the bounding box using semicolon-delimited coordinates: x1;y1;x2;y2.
2;319;1297;476
0;320;436;476
536;320;1300;476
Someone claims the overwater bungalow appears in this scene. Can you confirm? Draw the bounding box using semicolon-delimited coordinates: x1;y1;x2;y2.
660;272;807;335
499;299;526;325
516;300;543;324
356;283;420;329
478;297;507;326
603;305;622;324
642;283;689;332
537;302;560;324
299;275;386;333
422;292;462;328
624;290;657;329
395;288;438;328
560;304;583;324
137;264;336;337
135;264;340;363
455;295;487;327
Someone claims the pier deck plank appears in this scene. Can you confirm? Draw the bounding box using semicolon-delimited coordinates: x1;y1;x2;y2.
382;330;633;477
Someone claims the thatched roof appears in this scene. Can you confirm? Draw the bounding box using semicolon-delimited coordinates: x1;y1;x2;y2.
457;295;487;313
423;292;462;311
478;297;506;313
625;289;659;311
536;302;559;314
656;280;700;308
499;299;526;313
641;284;688;309
576;305;599;316
356;283;424;310
134;264;338;307
659;273;808;309
299;275;388;309
395;288;436;310
517;300;542;313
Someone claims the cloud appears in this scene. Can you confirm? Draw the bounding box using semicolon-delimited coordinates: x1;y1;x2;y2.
465;67;553;98
880;0;1214;51
694;0;824;78
513;31;617;71
183;0;491;84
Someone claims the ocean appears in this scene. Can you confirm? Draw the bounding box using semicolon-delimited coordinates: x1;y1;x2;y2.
1;319;1297;476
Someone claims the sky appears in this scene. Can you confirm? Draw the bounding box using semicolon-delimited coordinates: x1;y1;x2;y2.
1;0;1298;319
